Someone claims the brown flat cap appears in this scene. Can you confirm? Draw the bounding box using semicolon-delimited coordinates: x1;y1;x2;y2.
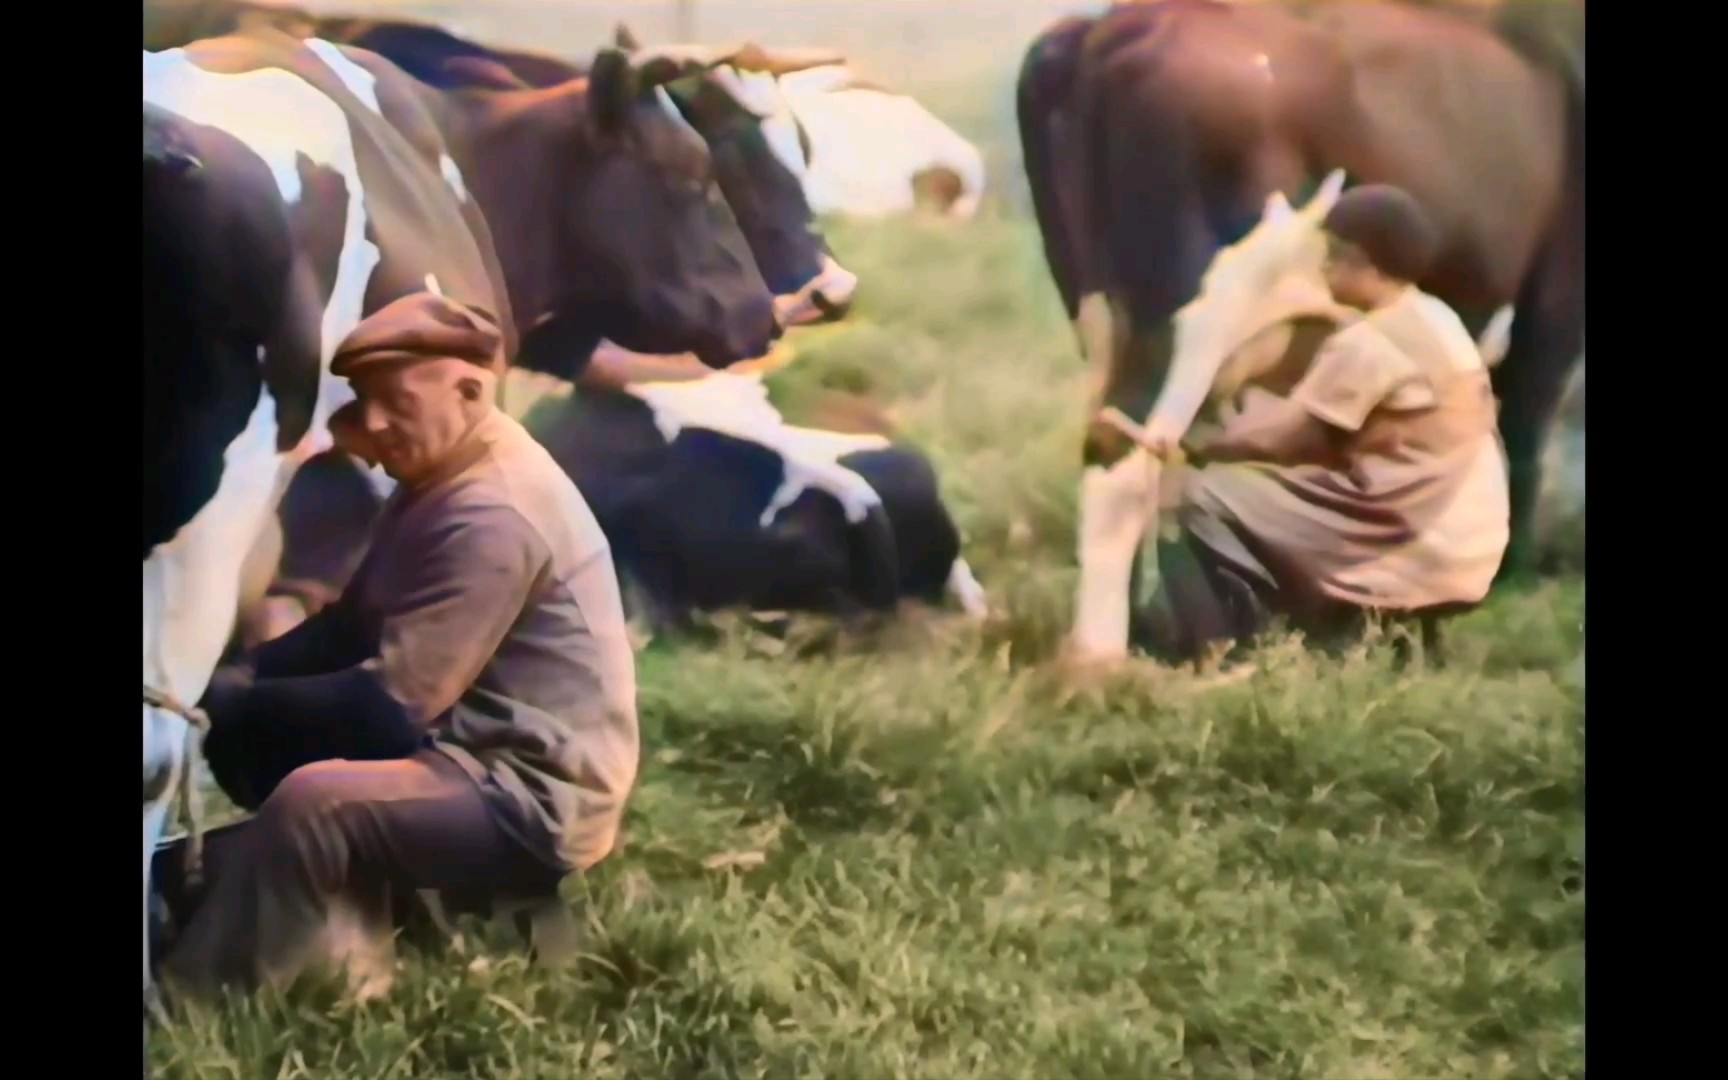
331;291;504;378
1323;184;1440;284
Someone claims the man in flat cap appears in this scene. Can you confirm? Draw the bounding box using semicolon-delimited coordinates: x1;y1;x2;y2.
160;291;639;1000
1140;184;1511;662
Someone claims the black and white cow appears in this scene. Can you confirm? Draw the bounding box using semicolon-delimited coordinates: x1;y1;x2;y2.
251;373;989;649
533;374;989;630
143;22;789;1003
143;28;513;1008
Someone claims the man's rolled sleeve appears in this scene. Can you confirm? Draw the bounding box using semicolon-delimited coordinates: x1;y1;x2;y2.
1289;323;1418;433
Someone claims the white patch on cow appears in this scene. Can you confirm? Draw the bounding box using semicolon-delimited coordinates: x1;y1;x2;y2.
711;66;779;118
774;69;985;219
714;67;809;181
143;390;292;713
439;154;469;203
1070;450;1161;661
302;38;470;207
622;371;889;526
144;46;386;984
142;794;173;995
654;85;705;144
947;558;990;620
1074;291;1113;365
305;38;381;114
1477;304;1515;368
759;456;882;527
807;254;859;308
762;110;811;183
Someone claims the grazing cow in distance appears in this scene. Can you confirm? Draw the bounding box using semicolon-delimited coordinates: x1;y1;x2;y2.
1017;0;1584;661
610;22;986;222
143;26;512;1009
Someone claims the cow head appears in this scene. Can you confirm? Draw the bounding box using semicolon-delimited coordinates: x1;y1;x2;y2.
572;44;789;368
610;24;858;324
1137;169;1349;454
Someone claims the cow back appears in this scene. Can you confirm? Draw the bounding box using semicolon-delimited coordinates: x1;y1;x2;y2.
178;29;515;359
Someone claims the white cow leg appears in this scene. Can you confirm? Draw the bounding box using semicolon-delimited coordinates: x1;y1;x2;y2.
1069;449;1162;661
143;798;172;1003
143;704;189;1003
946;558;990;620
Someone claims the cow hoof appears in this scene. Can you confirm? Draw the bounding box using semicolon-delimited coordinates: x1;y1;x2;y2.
810;289;852;322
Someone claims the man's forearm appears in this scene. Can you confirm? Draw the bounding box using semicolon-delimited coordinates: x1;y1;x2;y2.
238;666;424;760
1203;399;1332;465
252;602;369;678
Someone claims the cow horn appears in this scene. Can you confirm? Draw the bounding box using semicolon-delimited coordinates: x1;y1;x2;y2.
1263;190;1294;224
631;44;727;88
1303;168;1348;222
718;42;846;77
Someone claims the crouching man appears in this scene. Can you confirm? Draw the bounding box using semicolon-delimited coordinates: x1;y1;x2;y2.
161;291;640;1000
1138;184;1511;662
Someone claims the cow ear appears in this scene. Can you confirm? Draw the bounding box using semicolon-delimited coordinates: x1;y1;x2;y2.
1303;168;1348;222
587;47;639;135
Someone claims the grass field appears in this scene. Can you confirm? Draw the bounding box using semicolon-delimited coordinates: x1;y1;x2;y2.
150;3;1584;1076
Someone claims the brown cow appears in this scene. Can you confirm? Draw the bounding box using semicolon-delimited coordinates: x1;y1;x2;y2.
1017;0;1583;660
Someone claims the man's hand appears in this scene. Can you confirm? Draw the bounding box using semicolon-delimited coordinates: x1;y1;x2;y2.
1181;420;1226;463
197;666;268;809
328;400;379;465
199;664;255;728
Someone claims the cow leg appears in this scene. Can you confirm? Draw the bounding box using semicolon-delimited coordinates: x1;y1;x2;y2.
143;704;188;1010
1493;241;1585;582
946;559;990;619
618;559;695;640
1070;448;1161;661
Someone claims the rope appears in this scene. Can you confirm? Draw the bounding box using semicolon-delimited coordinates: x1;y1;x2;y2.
142;683;210;893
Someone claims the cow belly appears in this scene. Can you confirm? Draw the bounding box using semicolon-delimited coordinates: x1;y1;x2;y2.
145;389;293;741
145;391;291;987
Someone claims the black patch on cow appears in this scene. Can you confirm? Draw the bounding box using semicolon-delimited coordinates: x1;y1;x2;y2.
143;102;293;557
262;151;350;451
606;429;864;619
534;392;946;627
835;447;962;603
674;77;826;296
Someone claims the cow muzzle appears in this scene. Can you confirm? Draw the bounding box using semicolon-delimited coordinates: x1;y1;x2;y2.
773;255;859;327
